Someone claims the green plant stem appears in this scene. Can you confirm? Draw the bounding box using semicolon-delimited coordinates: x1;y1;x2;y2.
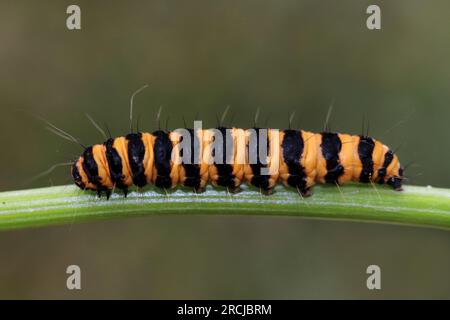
0;184;449;230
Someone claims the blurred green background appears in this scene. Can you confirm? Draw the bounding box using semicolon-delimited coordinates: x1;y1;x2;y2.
0;0;449;299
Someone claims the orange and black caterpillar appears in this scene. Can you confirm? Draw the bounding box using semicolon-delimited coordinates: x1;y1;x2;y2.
71;126;404;199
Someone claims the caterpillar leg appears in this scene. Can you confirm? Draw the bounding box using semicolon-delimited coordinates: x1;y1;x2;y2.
227;186;242;194
194;186;206;193
294;185;312;197
300;187;312;197
261;188;274;196
387;177;403;191
96;189;112;200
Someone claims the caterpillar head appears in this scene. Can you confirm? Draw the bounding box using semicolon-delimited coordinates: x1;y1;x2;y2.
385;153;404;191
71;158;86;190
71;155;97;191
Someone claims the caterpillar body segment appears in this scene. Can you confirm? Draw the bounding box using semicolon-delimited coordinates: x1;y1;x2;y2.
205;127;245;192
244;128;280;195
71;128;404;198
171;128;209;192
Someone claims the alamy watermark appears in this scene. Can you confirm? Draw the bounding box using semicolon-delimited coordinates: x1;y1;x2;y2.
366;5;381;30
66;5;81;30
168;121;279;175
66;265;81;290
366;265;381;290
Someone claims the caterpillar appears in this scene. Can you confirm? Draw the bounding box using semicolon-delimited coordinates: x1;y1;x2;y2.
71;124;404;199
